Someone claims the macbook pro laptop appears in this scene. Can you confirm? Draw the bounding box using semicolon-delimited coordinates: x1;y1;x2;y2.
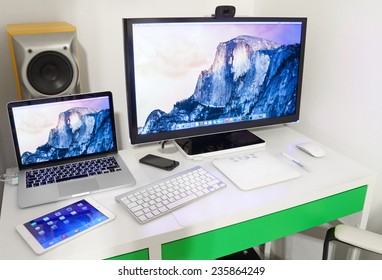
7;91;136;208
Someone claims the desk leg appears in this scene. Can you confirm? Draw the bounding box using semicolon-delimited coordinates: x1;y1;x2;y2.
149;244;162;260
349;248;361;260
352;179;377;260
263;242;271;260
359;180;376;230
254;243;272;260
341;179;376;260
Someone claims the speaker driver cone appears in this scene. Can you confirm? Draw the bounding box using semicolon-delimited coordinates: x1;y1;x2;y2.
27;51;74;95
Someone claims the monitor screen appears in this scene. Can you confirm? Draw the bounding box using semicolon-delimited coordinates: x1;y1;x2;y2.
123;17;307;155
7;92;117;169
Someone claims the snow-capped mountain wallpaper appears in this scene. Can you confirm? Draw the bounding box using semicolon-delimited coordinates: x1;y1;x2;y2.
12;97;114;165
132;22;303;135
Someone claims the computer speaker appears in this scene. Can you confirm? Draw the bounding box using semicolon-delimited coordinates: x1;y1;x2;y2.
7;22;81;100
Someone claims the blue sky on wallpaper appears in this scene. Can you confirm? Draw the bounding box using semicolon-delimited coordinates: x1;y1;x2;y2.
13;97;110;154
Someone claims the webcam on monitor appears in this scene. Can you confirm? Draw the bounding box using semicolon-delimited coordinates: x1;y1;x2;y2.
214;5;236;18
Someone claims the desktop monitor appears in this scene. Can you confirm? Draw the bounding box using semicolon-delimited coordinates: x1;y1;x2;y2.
123;17;307;157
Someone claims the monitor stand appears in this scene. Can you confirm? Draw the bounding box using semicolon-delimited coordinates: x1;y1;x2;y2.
174;130;266;159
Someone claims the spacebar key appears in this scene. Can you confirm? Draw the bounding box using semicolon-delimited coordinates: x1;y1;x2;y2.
167;194;198;209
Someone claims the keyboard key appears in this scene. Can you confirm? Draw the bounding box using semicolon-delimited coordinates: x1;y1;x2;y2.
25;156;121;186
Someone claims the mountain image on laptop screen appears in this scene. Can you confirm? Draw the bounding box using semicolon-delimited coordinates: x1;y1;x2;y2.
21;107;114;165
139;35;301;134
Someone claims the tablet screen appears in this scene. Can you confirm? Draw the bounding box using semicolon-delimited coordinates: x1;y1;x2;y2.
23;199;109;249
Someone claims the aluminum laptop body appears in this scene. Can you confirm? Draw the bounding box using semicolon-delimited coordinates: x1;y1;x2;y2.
7;91;136;208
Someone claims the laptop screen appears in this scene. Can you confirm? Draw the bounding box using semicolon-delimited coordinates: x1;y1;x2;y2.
7;92;118;169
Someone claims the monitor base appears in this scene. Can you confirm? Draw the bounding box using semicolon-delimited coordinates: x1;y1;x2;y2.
174;130;266;159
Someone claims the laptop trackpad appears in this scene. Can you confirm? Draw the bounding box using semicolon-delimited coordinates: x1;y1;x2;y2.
58;178;100;197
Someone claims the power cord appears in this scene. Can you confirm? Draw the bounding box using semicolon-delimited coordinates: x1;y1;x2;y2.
0;174;16;183
160;140;168;150
0;168;19;185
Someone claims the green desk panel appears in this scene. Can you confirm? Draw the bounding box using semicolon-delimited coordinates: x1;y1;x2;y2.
107;248;149;260
162;186;367;260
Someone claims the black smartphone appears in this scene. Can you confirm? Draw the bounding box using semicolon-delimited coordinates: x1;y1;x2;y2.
139;154;179;171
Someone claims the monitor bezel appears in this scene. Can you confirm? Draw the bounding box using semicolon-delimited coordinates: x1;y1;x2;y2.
123;17;307;145
7;91;118;170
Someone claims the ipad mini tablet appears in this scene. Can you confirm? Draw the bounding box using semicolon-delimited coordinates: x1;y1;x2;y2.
16;197;115;255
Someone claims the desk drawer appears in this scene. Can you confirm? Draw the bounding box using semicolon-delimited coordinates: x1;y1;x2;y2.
107;248;149;260
162;186;367;260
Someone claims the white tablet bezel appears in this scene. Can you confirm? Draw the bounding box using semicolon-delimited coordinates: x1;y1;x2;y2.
16;197;115;255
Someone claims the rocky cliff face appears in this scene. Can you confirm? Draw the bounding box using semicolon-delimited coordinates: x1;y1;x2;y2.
21;107;114;164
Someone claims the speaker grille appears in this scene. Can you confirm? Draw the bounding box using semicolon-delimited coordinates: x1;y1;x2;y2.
27;51;74;95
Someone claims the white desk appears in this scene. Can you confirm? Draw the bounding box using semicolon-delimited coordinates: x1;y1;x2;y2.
0;126;377;259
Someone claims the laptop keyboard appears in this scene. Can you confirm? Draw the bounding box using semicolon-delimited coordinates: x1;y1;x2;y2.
25;156;121;188
115;166;226;223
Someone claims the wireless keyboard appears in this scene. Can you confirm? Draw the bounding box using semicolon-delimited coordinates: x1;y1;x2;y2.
115;166;226;223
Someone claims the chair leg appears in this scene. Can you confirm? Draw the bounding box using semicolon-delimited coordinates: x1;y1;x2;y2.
322;227;337;260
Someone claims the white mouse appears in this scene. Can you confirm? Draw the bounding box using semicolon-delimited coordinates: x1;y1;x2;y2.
296;143;326;157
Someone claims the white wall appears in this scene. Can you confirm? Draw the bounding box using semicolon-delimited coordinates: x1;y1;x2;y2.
256;0;382;259
0;0;255;173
